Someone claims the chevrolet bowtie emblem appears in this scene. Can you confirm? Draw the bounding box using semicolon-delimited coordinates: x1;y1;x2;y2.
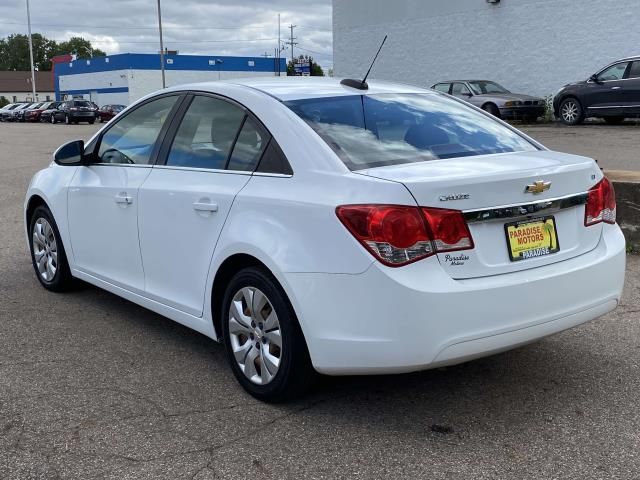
525;180;551;194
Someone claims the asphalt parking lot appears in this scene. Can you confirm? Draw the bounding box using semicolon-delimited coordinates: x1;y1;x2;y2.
1;122;639;479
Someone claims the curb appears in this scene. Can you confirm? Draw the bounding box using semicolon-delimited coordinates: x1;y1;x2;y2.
605;170;640;251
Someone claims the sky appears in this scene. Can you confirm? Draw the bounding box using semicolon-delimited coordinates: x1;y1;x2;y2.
0;0;333;69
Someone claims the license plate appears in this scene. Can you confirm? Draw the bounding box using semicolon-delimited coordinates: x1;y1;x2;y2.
504;216;560;262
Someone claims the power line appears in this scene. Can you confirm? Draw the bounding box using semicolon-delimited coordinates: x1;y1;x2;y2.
0;20;273;31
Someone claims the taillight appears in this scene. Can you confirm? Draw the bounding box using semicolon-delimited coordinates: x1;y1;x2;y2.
584;177;616;227
336;204;474;267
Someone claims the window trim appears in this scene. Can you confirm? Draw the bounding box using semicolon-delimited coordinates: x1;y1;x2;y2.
89;92;188;167
155;90;293;176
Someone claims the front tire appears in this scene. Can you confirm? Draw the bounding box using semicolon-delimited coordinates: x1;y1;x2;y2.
29;206;74;292
89;118;95;124
50;114;56;124
221;267;313;402
482;103;500;118
65;114;70;125
559;97;584;125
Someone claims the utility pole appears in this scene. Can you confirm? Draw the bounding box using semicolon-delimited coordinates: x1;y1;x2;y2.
156;0;166;88
277;13;281;76
287;24;298;64
25;0;36;101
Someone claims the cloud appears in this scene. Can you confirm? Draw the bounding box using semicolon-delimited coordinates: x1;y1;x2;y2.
0;0;333;67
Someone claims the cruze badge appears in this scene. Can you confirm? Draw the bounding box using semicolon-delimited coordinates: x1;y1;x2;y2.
439;193;470;202
525;180;551;194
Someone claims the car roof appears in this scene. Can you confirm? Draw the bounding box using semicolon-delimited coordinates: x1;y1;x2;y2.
434;80;497;84
165;77;430;102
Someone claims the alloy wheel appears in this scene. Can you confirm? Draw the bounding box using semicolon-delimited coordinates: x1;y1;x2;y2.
32;218;58;282
561;101;579;123
228;287;282;385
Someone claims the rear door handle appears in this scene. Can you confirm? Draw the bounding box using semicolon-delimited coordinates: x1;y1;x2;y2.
192;201;218;213
114;193;133;205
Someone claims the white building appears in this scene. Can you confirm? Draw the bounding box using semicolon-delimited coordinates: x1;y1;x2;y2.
55;53;286;106
333;0;640;96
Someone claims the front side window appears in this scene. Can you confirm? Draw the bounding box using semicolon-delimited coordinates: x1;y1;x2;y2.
166;96;245;170
97;95;178;165
286;93;538;170
597;62;629;81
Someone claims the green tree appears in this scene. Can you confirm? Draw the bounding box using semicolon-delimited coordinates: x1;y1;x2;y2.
0;33;105;71
55;37;106;59
286;55;324;76
0;33;57;71
0;96;9;108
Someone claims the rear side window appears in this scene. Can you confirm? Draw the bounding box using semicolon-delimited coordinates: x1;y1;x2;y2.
433;83;450;93
256;140;293;175
286;93;538;170
628;61;640;79
166;95;245;170
227;117;268;171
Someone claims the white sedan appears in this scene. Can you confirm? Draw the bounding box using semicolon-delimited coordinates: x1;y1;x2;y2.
25;78;626;401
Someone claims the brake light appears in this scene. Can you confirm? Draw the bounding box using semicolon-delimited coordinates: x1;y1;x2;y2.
584;177;616;226
336;205;474;266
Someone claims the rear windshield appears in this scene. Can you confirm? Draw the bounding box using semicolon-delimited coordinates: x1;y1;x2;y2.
73;101;92;107
285;93;538;170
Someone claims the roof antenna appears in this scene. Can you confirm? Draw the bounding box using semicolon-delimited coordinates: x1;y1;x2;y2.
340;35;387;90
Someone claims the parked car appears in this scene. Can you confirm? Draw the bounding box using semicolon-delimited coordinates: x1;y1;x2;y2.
53;100;97;124
98;104;126;122
0;103;25;122
554;55;640;125
25;78;625;401
25;102;55;122
431;80;546;121
6;103;34;122
40;102;63;124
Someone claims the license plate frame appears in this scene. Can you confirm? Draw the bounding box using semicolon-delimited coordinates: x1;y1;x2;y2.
504;216;560;262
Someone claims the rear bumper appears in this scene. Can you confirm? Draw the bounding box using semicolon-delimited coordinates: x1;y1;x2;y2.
285;224;626;375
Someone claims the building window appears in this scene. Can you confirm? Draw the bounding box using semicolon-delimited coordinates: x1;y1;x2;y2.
12;95;17;102
46;95;51;101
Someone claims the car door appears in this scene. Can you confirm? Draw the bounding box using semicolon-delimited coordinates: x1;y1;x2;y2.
137;93;269;316
583;61;630;111
451;82;477;105
67;94;183;292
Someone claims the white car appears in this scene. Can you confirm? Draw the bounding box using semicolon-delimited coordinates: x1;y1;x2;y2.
25;78;626;401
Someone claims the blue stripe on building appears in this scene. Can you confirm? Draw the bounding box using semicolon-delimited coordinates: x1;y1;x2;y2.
58;86;129;96
56;53;287;76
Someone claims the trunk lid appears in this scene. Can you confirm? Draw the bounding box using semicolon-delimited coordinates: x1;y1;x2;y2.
357;150;603;278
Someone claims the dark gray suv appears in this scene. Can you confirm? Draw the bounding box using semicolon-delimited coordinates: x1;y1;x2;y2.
553;56;640;125
54;100;97;125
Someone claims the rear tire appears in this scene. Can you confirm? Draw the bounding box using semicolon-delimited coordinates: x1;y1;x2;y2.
482;103;500;118
65;114;70;125
604;116;625;125
50;114;56;124
89;119;95;125
559;97;584;125
221;267;314;402
28;206;74;292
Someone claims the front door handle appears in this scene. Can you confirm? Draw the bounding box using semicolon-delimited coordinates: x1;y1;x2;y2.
611;86;621;90
114;193;133;205
193;201;218;213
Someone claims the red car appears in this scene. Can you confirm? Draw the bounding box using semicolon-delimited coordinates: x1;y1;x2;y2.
25;101;57;122
98;104;126;123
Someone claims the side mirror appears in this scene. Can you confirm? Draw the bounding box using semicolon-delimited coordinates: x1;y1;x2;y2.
589;73;601;83
54;140;86;166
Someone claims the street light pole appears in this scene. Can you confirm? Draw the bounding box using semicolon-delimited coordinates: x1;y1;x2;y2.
156;0;166;88
25;0;36;101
